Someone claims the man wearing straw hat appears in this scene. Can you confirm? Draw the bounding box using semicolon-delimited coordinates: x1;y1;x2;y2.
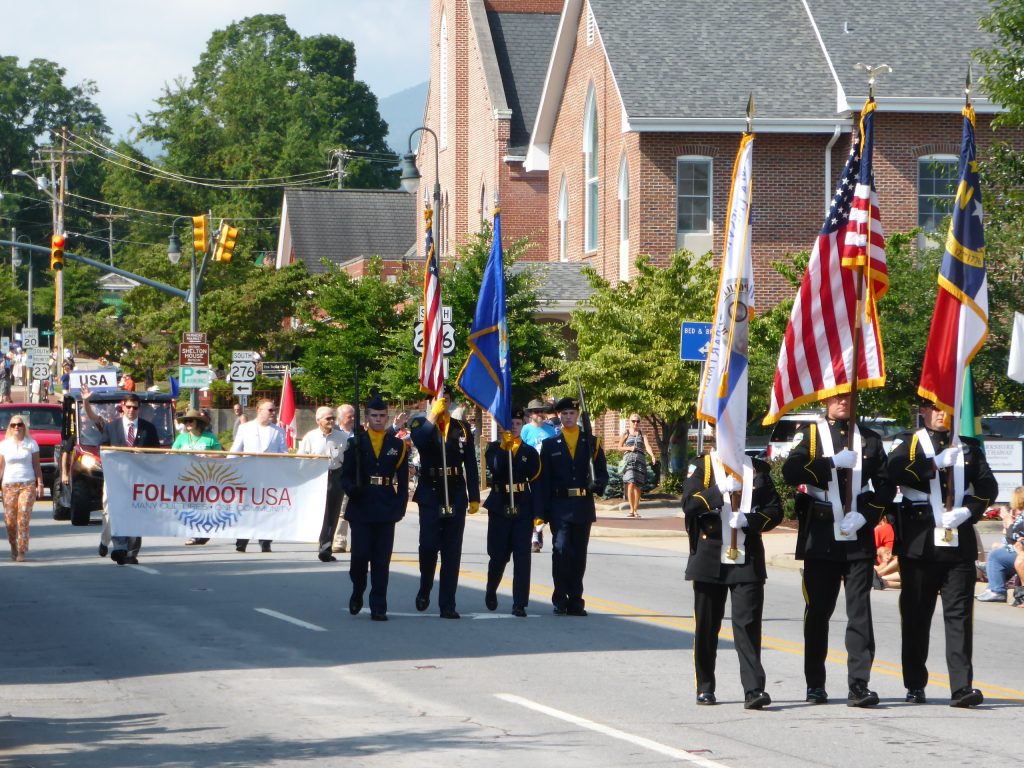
520;398;556;552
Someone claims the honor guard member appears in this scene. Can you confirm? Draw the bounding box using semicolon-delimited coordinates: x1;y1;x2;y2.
886;397;996;707
683;452;783;709
484;408;542;617
782;392;894;707
341;395;409;621
538;396;608;616
411;396;480;619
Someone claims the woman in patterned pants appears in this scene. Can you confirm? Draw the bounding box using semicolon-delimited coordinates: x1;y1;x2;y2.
0;415;44;561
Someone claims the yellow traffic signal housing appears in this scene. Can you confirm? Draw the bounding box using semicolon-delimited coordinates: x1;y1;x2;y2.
192;215;209;253
214;223;239;263
50;233;65;271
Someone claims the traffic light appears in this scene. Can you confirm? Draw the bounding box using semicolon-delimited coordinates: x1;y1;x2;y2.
50;233;65;271
192;215;209;254
213;223;239;263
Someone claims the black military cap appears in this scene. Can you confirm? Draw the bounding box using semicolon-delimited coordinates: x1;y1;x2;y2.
511;407;525;420
554;396;579;412
366;395;388;411
916;395;939;409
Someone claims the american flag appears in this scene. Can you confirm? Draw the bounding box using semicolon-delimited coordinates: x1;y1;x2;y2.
764;104;887;424
418;207;445;395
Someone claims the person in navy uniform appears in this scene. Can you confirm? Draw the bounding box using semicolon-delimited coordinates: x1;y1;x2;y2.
341;395;410;621
484;408;541;617
538;396;608;616
411;396;480;619
782;392;894;707
886;398;997;707
683;452;782;709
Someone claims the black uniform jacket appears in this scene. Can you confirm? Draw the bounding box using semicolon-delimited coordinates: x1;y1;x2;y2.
886;429;997;562
538;429;608;525
483;439;542;519
682;455;783;583
341;428;409;524
782;418;894;561
410;417;480;509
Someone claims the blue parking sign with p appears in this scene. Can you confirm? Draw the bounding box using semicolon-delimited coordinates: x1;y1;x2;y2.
680;321;713;361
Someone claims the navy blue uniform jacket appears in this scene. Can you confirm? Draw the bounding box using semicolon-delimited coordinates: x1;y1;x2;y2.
538;430;608;525
341;428;409;524
483;439;542;519
411;418;480;508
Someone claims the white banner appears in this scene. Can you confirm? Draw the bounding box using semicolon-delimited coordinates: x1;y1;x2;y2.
102;451;328;540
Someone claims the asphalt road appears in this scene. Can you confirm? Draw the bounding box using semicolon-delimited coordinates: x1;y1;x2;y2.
2;504;1022;767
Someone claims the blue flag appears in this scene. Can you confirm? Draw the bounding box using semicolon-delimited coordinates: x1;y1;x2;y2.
457;209;512;429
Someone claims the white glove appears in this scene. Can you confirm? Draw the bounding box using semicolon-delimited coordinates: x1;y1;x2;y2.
831;449;858;469
839;511;867;534
934;446;961;469
720;476;742;494
729;511;748;530
942;507;971;529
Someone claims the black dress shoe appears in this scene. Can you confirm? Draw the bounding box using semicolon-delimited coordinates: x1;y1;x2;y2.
98;543;108;558
415;591;430;612
905;688;927;704
485;591;498;611
440;609;460;619
696;692;717;705
260;542;272;553
512;605;527;617
110;549;127;565
553;606;568;615
950;687;983;708
744;690;771;710
806;687;828;704
567;607;588;616
349;595;363;615
847;683;879;708
125;556;139;565
235;542;247;553
318;552;337;562
370;613;388;621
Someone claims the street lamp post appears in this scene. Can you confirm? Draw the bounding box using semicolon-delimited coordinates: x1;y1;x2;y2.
399;127;441;259
168;217;201;408
12;169;62;359
13;235;32;330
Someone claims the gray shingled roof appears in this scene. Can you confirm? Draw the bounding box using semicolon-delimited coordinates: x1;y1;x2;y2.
588;0;838;121
512;260;595;303
586;0;994;122
488;11;561;154
283;189;416;273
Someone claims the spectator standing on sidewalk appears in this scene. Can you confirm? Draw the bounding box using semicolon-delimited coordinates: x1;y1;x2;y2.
520;398;556;552
298;406;347;562
977;486;1024;603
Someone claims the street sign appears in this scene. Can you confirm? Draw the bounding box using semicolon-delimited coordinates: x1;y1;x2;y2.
680;321;713;361
233;382;253;395
232;350;257;362
22;328;38;349
182;332;207;344
412;322;456;355
179;366;213;388
229;361;257;382
418;305;452;323
260;361;290;379
68;369;118;392
31;362;50;380
179;342;210;367
0;337;8;354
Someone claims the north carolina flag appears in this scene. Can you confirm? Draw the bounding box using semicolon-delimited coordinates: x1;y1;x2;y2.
918;105;988;419
698;133;754;476
457;208;512;429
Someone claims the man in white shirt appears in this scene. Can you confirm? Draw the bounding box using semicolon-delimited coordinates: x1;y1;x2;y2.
299;406;348;562
230;398;287;553
331;404;355;553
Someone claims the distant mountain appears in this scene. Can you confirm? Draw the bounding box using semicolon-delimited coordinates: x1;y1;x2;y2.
379;81;428;156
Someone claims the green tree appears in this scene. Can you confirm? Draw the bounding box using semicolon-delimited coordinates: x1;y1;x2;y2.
558;252;718;474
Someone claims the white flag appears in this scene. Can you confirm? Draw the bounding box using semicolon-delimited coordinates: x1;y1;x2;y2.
1009;311;1024;384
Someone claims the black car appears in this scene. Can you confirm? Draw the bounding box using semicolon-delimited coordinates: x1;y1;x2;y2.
53;390;177;526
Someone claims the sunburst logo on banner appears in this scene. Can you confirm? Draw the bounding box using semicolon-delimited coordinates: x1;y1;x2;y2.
175;460;245;534
179;461;242;487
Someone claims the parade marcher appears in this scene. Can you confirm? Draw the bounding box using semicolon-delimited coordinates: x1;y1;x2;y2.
521;398;557;553
886;398;997;707
411;396;480;618
331;403;356;554
298;406;348;562
683;451;782;708
341;396;409;621
782;391;893;706
230;398;286;553
484;408;541;617
82;385;160;565
538;396;608;616
0;415;44;561
175;408;222;546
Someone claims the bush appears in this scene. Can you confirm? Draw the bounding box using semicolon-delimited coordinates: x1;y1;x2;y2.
659;471;686;497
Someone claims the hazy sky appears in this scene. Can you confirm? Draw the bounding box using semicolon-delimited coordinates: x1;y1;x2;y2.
0;0;430;139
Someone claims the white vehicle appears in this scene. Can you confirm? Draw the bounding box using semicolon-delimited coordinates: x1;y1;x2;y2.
767;412;904;460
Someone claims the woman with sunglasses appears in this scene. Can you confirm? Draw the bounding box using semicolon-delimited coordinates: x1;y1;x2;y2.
174;409;223;546
0;416;44;561
618;413;656;518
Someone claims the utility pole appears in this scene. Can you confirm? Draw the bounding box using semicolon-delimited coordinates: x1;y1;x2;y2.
329;148;350;189
54;127;67;364
95;210;127;265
